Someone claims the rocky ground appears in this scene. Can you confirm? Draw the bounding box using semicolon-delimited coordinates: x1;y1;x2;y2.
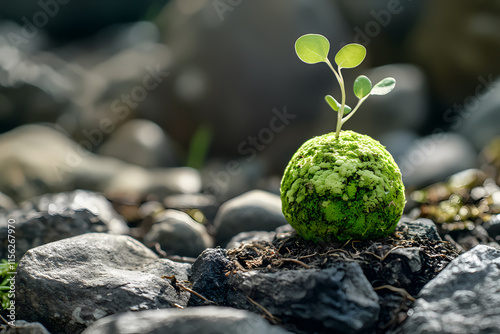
0;150;499;333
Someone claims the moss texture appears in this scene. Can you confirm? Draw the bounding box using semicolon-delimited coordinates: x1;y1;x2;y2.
280;130;405;242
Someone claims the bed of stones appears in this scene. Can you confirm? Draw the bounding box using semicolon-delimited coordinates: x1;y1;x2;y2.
1;159;500;334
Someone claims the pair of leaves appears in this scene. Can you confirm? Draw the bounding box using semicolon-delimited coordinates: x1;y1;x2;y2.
354;75;396;98
295;34;366;69
325;76;396;114
295;34;396;113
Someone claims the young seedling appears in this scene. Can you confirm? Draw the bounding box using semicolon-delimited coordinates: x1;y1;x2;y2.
280;34;405;243
294;34;396;139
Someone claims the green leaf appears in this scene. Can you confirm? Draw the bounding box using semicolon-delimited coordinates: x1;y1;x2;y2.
371;77;396;95
353;75;372;99
334;44;366;69
325;95;340;111
342;104;352;115
295;34;330;64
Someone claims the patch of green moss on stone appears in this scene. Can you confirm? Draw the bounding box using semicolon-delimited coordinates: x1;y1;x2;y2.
280;130;406;242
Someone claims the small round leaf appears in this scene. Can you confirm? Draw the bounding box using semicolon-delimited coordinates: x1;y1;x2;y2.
371;77;396;95
342;104;352;115
334;44;366;69
295;34;330;64
325;95;340;111
353;75;372;99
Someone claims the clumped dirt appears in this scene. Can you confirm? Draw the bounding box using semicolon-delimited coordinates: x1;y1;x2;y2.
226;232;460;333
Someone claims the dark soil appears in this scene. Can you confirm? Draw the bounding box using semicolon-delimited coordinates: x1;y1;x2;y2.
226;231;460;333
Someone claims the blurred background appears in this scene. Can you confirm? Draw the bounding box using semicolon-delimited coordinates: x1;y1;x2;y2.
0;0;499;204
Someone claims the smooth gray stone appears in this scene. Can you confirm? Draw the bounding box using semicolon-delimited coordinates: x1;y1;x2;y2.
17;233;191;334
214;190;287;246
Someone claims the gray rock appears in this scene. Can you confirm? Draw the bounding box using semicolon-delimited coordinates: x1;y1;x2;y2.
0;320;51;334
189;249;379;334
17;233;191;334
402;245;500;334
396;216;441;241
226;231;277;249
214;190;288;246
0;190;129;260
0;124;201;202
397;132;477;189
143;209;213;258
81;306;292;334
97;119;178;168
484;214;500;241
0;191;16;211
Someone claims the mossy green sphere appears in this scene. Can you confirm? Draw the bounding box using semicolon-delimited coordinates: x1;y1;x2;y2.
280;130;405;242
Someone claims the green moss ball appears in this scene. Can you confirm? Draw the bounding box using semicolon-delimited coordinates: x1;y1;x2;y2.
280;130;405;242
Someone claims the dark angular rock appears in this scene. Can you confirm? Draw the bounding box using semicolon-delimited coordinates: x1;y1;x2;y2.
227;264;380;334
396;216;441;241
401;245;500;334
0;190;129;260
17;233;191;334
189;249;379;334
143;209;212;258
214;190;288;246
188;248;234;307
81;306;292;334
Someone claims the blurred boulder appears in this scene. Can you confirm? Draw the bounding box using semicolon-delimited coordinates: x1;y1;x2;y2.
406;0;500;106
396;132;477;189
335;0;423;64
353;64;430;138
456;77;500;151
152;0;353;172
